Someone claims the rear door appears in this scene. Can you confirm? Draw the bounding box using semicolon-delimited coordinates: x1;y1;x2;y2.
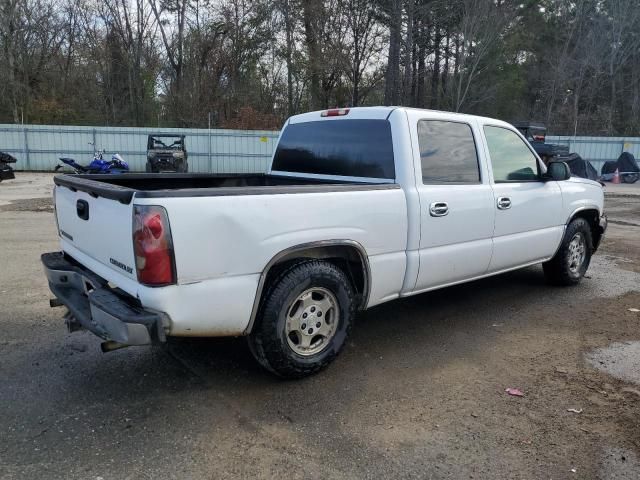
410;116;495;292
55;184;136;281
480;125;564;272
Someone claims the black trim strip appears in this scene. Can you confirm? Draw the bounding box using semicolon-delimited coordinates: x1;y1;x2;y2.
135;182;401;198
54;175;135;204
53;173;400;202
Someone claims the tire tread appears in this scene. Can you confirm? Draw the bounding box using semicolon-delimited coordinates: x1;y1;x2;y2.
543;218;593;286
248;260;354;378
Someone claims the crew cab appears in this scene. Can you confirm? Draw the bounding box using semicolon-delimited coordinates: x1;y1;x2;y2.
42;107;607;378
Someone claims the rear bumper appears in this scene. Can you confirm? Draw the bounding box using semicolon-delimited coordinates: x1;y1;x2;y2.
41;252;168;346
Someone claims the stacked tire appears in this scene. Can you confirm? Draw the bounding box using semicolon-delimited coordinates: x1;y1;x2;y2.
0;152;17;182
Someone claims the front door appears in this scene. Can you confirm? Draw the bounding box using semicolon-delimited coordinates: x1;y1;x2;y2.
481;125;564;272
412;119;495;292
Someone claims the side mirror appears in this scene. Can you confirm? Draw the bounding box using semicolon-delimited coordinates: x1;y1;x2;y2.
545;161;571;181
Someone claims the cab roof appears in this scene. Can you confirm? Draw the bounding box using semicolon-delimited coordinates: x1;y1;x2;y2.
288;106;513;129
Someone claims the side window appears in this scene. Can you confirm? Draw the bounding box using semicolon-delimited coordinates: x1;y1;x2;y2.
483;126;540;182
418;120;480;184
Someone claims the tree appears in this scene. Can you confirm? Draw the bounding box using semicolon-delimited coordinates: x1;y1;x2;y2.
382;0;401;105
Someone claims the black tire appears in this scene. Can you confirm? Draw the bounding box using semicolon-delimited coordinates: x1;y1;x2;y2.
543;218;593;286
622;173;639;184
248;260;355;379
145;163;152;173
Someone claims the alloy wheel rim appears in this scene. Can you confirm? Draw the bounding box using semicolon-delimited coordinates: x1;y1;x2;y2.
567;232;586;274
285;287;338;356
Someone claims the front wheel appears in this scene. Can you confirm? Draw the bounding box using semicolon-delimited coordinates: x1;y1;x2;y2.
543;218;593;285
248;260;355;378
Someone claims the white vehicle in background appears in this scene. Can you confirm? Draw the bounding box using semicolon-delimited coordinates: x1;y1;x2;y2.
42;107;607;378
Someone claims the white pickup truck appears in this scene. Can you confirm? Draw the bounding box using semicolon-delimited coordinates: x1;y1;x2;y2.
42;107;607;378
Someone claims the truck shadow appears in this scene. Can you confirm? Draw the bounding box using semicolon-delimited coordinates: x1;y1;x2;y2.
3;262;598;463
156;265;554;386
43;263;575;402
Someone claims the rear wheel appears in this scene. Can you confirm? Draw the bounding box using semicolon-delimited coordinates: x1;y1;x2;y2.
248;260;354;378
543;218;593;285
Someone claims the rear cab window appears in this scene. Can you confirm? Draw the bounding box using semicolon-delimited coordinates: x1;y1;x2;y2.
417;120;480;184
271;119;395;180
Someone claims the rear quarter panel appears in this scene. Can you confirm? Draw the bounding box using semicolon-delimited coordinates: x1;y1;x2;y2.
134;187;408;335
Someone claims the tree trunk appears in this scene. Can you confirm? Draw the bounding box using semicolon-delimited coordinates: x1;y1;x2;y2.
353;53;360;107
302;0;323;110
402;0;414;105
441;29;450;104
411;39;418;106
416;22;427;108
430;26;441;109
283;0;295;115
1;0;20;123
632;52;640;132
453;33;460;78
609;59;616;134
384;0;402;106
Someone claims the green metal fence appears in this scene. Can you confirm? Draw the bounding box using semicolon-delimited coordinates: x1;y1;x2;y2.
0;124;279;173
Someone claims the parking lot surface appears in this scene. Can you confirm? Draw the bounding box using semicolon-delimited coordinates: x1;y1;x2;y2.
1;173;640;479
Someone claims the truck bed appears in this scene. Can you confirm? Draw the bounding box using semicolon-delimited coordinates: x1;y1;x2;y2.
53;173;398;204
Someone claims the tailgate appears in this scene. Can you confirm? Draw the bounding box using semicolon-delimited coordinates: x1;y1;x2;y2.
55;183;136;281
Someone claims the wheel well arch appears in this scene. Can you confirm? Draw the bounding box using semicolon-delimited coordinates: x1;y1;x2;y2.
244;241;370;334
567;207;603;251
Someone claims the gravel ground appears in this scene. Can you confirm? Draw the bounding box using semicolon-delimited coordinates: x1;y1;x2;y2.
587;342;640;385
1;173;640;480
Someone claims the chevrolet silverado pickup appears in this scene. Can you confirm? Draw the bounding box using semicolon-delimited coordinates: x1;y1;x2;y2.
42;107;607;378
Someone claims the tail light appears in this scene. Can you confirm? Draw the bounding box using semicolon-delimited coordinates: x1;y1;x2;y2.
321;108;350;117
132;205;176;286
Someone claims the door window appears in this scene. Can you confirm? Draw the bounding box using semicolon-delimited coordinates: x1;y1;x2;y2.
484;126;540;182
418;120;480;184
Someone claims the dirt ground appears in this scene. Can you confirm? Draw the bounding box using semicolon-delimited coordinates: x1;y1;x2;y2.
1;173;639;480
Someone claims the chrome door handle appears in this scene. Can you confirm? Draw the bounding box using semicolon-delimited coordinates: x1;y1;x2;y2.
497;197;512;210
429;202;449;217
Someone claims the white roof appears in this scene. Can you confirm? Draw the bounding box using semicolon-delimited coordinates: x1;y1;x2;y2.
288;106;513;128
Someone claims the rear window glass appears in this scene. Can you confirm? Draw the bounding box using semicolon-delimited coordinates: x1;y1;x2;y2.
418;120;480;183
272;120;395;179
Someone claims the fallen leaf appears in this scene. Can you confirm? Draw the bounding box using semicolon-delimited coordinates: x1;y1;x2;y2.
505;387;524;397
567;408;583;414
628;308;640;313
